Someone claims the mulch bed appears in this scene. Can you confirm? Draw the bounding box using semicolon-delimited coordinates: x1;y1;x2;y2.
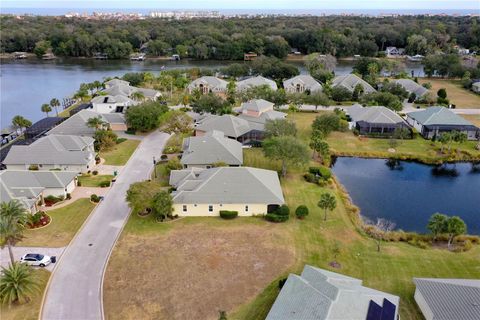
27;212;51;229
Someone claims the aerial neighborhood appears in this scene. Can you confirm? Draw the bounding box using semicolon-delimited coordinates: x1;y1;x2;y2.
1;7;480;320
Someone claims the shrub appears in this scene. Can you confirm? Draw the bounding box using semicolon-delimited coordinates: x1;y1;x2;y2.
116;137;127;144
166;157;182;172
124;129;136;135
90;194;100;203
77;180;82;187
265;213;289;222
219;210;238;219
309;166;332;180
99;181;111;188
28;164;39;171
160;154;168;161
295;205;309;219
66;193;71;200
303;173;317;183
276;205;290;216
92;170;98;175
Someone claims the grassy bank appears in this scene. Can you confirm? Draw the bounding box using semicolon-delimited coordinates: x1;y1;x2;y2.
100;139;140;165
20;199;96;247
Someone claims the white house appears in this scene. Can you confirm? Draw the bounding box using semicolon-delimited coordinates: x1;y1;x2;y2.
283;75;322;94
90;95;137;113
187;76;228;95
472;81;480;94
236;75;277;92
385;47;405;56
3;134;96;173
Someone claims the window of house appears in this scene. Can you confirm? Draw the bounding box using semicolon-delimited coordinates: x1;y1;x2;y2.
183;205;187;212
245;205;249;212
208;205;213;212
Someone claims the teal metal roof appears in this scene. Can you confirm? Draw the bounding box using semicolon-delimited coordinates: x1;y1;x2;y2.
408;107;475;126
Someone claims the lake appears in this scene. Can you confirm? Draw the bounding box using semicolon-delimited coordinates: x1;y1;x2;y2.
331;157;480;234
0;58;425;129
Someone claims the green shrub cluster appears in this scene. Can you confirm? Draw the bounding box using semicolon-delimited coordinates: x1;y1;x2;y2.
90;194;100;203
304;166;332;185
219;210;238;219
265;205;290;223
295;205;309;219
116;137;127;144
99;181;111;188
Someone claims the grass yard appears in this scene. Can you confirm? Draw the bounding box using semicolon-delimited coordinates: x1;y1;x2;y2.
151;163;172;187
20;199;96;247
418;79;480;108
78;174;114;187
461;114;480;127
100;139;140;165
0;269;50;320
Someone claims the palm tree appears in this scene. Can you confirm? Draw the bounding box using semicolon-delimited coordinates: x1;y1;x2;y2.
50;98;61;117
131;91;145;102
41;103;52;117
86;116;106;131
92;80;103;92
11;116;31;135
0;201;29;265
0;262;40;305
317;192;337;221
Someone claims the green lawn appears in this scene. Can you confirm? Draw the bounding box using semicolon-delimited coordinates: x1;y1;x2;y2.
0;269;50;320
232;149;480;320
100;139;140;165
78;174;114;187
418;79;480;108
151;163;172;187
20;199;96;247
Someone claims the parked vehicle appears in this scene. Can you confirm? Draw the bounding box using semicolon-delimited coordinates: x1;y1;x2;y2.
20;253;51;267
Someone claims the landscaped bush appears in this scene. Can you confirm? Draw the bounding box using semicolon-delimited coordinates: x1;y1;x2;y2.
44;195;63;206
90;194;100;203
27;211;50;228
116;137;127;144
124;129;136;135
265;213;289;222
219;210;238;219
77;180;82;187
276;205;290;216
309;166;332;180
92;170;98;175
303;173;317;183
66;193;72;200
99;181;111;188
28;164;39;171
160;154;168;161
295;205;309;219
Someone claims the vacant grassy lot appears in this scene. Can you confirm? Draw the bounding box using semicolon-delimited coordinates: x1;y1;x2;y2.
418;79;480;108
20;199;96;247
293;112;480;163
104;216;295;320
0;269;50;320
100;139;140;165
78;174;113;187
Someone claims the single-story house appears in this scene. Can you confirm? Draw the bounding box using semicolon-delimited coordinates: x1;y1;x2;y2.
283;75;322;94
195;114;262;144
266;265;400;320
3;134;95;173
169;167;284;216
103;81;160;101
236;75;277;92
47;109;127;136
181;130;243;168
385;47;405;56
90;95;136;114
472;81;480;93
24;117;65;139
0;170;78;212
413;278;480;320
187;76;228;95
237;99;287;132
406;106;479;140
104;78;130;88
393;79;429;98
332;74;376;94
347;104;411;136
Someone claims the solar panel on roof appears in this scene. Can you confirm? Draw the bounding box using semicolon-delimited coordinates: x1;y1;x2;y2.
381;298;396;320
366;300;382;320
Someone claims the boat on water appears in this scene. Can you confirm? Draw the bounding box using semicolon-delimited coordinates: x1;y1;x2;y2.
130;53;146;61
13;52;27;59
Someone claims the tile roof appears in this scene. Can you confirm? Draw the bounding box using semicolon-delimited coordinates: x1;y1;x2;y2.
195;114;251;138
169;167;285;205
240;99;275;113
414;278;480;320
47;110;125;136
332;74;376;94
187;76;228;91
393;79;428;97
283;75;323;92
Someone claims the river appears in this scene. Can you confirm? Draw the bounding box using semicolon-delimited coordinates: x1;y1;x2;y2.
331;157;480;234
0;58;425;129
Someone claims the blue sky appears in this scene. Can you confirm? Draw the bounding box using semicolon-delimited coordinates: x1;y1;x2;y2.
2;0;479;10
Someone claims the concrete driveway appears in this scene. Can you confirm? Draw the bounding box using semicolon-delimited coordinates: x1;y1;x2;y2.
41;131;170;320
0;247;65;272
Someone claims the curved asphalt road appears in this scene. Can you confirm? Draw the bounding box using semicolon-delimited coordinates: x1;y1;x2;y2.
41;131;170;320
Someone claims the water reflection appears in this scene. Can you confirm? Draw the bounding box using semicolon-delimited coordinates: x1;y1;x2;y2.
431;164;459;177
385;158;404;171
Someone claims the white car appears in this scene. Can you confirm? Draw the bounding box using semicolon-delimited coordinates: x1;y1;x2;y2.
20;253;51;267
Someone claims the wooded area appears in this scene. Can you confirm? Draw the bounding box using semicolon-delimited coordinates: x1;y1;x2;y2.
1;15;479;59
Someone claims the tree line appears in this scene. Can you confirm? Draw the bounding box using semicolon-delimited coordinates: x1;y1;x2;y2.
1;15;479;59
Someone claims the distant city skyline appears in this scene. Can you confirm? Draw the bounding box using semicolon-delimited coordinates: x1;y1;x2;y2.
2;0;479;11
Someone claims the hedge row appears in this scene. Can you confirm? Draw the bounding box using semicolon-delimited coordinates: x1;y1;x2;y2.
220;210;238;219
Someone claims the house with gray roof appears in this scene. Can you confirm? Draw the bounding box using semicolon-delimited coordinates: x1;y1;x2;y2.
283;75;322;94
406;106;479;140
169;167;284;216
347;104;411;136
3;134;95;173
90;94;136;114
0;170;78;212
413;278;480;320
194;114;263;144
267;265;400;320
472;81;480;94
237;99;287;132
181;130;243;168
187;76;228;95
236;75;278;92
332;74;376;94
393;79;429;99
47;109;127;136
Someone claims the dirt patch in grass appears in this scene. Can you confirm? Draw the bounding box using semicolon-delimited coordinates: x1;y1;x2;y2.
104;223;295;320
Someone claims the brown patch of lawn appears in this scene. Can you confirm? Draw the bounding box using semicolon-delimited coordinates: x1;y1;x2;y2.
104;217;295;320
418;79;480;108
0;269;50;320
100;139;140;165
20;199;96;247
461;114;480;127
